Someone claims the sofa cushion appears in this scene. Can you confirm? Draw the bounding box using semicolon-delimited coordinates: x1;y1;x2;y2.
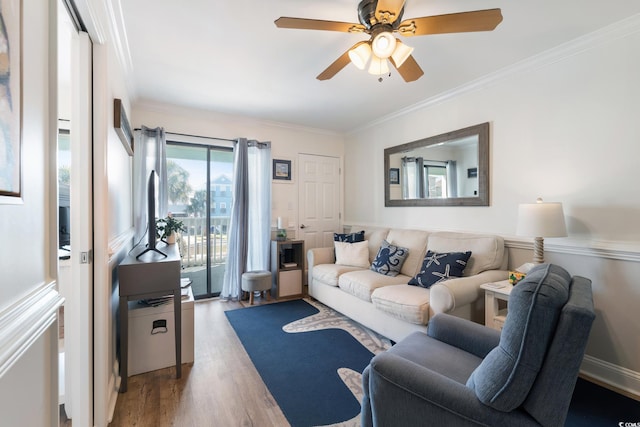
386;229;430;277
312;263;363;287
371;285;431;325
408;250;472;288
334;240;370;268
428;232;505;276
338;270;411;302
334;230;365;243
466;264;571;412
370;240;409;277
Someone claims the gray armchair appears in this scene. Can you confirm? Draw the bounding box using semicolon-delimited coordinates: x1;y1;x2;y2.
361;264;595;427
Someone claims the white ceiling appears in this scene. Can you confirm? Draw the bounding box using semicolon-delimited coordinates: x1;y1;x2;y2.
120;0;640;133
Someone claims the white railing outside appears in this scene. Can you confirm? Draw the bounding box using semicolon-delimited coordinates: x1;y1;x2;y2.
178;216;229;268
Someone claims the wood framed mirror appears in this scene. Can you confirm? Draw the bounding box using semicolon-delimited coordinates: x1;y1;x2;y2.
384;122;490;207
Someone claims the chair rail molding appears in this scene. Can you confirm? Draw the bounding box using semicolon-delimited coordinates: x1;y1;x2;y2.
0;281;64;377
504;238;640;262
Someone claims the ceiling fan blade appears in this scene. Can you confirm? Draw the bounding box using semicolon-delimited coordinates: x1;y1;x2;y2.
390;55;424;82
375;0;406;24
275;17;365;33
317;49;352;81
398;9;503;36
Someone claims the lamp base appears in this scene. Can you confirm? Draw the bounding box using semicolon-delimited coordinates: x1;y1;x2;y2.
533;236;545;264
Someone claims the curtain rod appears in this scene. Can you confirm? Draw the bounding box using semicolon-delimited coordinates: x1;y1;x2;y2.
133;128;235;143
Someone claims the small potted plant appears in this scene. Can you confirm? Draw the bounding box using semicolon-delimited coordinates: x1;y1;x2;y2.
156;214;185;245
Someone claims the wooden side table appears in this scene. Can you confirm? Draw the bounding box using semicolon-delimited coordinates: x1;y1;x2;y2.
270;240;305;299
480;280;513;331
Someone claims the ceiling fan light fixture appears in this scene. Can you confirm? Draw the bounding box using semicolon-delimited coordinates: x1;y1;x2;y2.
371;31;396;59
368;55;389;76
391;39;414;68
348;42;372;70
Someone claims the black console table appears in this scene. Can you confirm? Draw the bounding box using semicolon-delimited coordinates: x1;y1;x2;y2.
118;242;181;392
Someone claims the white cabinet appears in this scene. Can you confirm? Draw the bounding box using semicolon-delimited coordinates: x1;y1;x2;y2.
127;286;194;376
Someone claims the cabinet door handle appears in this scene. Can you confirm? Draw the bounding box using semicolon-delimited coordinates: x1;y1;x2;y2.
300;224;307;229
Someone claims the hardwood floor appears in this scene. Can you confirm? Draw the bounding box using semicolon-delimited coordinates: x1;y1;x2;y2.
109;298;289;426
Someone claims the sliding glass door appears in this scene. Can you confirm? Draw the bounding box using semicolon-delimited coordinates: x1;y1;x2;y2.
166;142;233;299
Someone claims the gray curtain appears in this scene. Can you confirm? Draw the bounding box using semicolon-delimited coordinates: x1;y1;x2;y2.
401;156;424;199
221;138;271;300
133;126;168;243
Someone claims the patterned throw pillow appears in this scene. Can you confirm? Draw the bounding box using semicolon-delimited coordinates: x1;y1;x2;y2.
334;230;365;243
370;240;409;277
409;250;472;288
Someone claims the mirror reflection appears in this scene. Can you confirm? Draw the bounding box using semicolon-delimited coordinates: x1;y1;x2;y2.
384;122;489;207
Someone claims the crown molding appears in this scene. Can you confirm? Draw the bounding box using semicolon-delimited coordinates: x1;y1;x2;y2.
106;0;136;98
133;100;343;138
351;13;640;135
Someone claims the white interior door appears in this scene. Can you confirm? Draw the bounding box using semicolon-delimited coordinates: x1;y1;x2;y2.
298;154;341;256
65;28;93;425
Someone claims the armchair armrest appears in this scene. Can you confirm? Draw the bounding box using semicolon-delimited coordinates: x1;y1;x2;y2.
367;352;537;427
429;269;508;313
427;313;500;359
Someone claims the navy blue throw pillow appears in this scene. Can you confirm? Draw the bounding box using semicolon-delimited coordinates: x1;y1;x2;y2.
408;250;472;288
370;240;409;277
334;230;365;243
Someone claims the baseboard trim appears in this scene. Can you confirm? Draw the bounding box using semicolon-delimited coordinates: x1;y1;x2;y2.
0;281;64;377
581;355;640;400
107;360;120;423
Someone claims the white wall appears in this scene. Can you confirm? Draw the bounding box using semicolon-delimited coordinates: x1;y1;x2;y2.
132;102;345;235
345;18;640;394
0;0;62;425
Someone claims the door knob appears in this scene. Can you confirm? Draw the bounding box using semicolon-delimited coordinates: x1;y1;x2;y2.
300;224;307;229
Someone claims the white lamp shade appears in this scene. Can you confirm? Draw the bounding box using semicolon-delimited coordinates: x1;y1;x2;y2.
368;55;389;75
391;39;413;68
516;200;567;238
371;32;396;59
348;42;372;70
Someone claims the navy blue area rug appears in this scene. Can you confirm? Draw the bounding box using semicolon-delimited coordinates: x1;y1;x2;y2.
566;377;640;426
226;299;640;426
225;299;390;427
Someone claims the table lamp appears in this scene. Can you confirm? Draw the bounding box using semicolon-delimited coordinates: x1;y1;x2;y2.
516;197;567;264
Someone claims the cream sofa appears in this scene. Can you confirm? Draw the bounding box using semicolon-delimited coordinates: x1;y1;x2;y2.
307;226;508;342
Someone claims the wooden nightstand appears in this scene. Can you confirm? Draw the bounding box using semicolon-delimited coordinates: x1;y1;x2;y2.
480;280;513;331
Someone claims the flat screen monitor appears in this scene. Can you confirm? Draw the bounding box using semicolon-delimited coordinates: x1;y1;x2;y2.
59;206;70;248
137;170;166;259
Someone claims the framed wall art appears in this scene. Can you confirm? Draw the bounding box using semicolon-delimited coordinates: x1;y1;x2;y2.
389;168;400;185
114;98;134;156
273;159;291;181
0;0;23;202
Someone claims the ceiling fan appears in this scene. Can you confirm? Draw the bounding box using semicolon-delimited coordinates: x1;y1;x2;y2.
275;0;502;82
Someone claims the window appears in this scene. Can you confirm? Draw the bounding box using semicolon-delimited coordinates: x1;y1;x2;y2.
165;142;233;299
